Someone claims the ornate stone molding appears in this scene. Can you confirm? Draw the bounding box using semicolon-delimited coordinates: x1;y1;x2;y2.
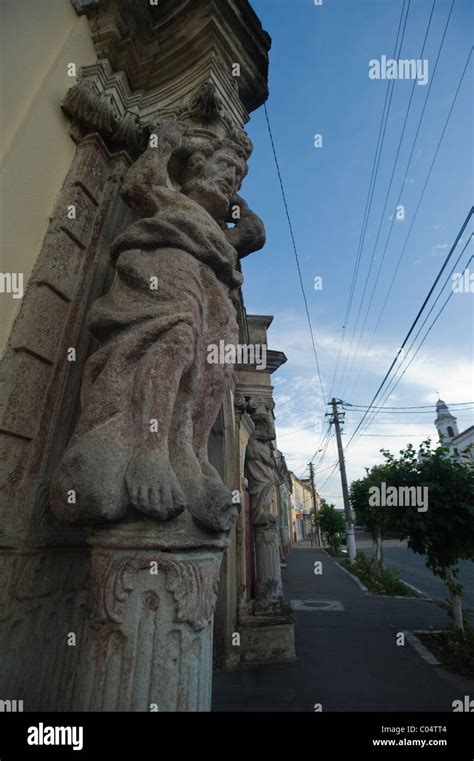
71;0;270;114
62;78;146;156
91;550;221;631
247;396;275;415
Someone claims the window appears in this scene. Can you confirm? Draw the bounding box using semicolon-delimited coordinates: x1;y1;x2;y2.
447;426;454;438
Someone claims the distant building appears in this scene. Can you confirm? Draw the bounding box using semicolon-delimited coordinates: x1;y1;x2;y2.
434;399;474;463
289;473;315;542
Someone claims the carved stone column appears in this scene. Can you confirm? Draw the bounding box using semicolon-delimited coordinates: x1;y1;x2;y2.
73;518;226;712
254;523;283;609
46;0;272;712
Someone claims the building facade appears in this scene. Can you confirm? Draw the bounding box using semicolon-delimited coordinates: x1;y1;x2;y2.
434;399;474;464
289;473;315;543
0;0;293;712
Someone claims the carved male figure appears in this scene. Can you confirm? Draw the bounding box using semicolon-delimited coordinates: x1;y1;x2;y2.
51;120;265;531
244;398;280;526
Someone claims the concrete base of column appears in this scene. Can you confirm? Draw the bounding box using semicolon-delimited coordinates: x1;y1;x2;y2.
71;515;228;712
237;607;295;665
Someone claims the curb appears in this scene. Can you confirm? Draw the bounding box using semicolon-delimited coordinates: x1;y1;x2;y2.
399;578;432;601
334;560;369;593
334;561;427;600
404;630;441;666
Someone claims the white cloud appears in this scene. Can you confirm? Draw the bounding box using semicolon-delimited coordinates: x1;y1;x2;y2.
269;312;474;505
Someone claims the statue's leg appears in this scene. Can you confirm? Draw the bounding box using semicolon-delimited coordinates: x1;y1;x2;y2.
50;341;135;525
124;321;193;520
193;273;238;477
50;247;194;525
169;267;239;532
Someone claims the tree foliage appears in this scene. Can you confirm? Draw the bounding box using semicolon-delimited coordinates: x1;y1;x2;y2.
350;441;474;630
317;502;346;552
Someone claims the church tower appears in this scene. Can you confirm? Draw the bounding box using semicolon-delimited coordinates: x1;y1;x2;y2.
435;399;459;442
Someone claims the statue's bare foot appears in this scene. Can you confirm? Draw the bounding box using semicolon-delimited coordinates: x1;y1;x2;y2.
125;453;185;520
172;444;239;532
50;435;129;525
193;476;239;532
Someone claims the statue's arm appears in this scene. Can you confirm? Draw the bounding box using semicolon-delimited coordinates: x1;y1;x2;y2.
121;122;186;216
223;194;266;257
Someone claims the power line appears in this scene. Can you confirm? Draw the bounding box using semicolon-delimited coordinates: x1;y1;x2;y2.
349;44;473;397
264;102;326;407
351;237;473;443
345;207;474;449
318;460;340;491
344;432;437;437
277;423;318;438
294;425;333;478
332;0;411;398
343;401;474;410
343;410;474;415
276;399;312;415
340;0;440;400
364;251;474;424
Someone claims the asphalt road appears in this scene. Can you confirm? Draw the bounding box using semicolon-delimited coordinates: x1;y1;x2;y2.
356;531;474;613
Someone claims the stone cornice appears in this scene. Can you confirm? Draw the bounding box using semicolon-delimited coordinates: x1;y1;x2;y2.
72;0;270;115
266;350;287;374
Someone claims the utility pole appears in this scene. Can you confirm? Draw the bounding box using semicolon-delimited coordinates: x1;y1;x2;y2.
308;462;322;546
330;398;356;562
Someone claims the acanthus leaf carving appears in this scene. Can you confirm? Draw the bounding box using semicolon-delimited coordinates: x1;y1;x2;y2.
90;551;222;632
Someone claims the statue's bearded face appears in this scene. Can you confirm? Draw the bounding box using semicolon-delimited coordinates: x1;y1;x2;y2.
254;412;276;442
181;145;247;219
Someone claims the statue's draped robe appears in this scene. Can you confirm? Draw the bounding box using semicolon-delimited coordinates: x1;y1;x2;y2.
245;437;278;527
74;198;241;443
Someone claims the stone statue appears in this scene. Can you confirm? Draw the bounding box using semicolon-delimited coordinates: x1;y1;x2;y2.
50;121;265;532
244;398;280;526
244;397;285;609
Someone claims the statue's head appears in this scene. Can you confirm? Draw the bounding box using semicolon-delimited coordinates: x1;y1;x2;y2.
122;120;254;221
176;132;253;220
247;398;276;442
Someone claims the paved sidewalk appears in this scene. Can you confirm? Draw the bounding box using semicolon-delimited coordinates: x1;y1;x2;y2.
212;542;474;712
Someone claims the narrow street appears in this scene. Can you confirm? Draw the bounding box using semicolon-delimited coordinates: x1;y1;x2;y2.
356;531;474;613
213;542;474;712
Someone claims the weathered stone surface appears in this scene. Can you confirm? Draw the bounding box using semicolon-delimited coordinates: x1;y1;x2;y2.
9;284;69;363
238;614;296;665
72;135;111;202
71;522;223;711
0;351;51;440
244;396;288;614
0;434;31;534
62;80;146;157
0;434;30;497
57;184;98;249
254;524;284;609
33;229;84;302
50;120;265;533
73;1;271;114
245;397;279;527
0;548;89;711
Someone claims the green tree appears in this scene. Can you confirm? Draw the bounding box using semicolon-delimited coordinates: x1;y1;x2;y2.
317;502;346;553
350;463;395;576
353;441;474;631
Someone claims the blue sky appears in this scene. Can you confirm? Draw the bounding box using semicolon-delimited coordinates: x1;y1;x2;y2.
239;0;473;504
